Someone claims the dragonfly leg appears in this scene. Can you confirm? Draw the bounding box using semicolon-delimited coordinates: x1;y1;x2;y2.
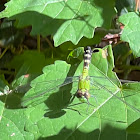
69;93;76;103
86;103;90;114
66;107;83;116
86;98;95;107
84;91;95;107
90;94;98;106
85;99;95;114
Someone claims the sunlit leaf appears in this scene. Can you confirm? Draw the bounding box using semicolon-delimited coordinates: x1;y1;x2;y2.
0;0;116;46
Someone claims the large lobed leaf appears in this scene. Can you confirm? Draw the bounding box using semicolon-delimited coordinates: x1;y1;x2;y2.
119;12;140;57
0;107;34;140
0;0;115;46
18;45;140;139
0;46;140;139
0;75;34;139
0;45;140;139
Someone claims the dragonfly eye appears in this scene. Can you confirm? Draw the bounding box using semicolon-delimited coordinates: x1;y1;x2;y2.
76;90;84;98
84;91;90;99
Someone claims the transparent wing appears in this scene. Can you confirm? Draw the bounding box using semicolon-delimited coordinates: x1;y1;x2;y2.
67;76;140;124
21;76;79;107
22;74;140;107
91;81;140;112
83;77;140;124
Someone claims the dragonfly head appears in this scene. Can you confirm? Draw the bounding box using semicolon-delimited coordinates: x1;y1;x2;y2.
76;90;90;103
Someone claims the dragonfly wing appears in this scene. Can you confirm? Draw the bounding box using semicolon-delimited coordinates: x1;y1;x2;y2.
88;77;140;123
90;76;121;87
67;77;140;125
22;76;79;107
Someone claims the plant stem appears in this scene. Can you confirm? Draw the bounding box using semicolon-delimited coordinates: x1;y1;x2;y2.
37;35;40;52
121;50;132;62
121;65;140;71
45;37;54;48
0;70;15;75
0;46;9;59
135;0;140;12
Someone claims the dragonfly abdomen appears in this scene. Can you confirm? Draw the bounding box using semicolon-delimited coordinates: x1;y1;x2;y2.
83;46;92;70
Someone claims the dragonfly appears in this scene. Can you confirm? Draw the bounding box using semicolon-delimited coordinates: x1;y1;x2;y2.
19;46;140;118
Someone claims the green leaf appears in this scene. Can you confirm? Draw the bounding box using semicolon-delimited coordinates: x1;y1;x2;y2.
127;119;140;134
67;47;84;61
0;74;33;109
0;75;9;94
115;0;135;15
0;75;36;139
20;45;140;139
119;12;140;57
7;50;46;78
0;102;34;139
22;61;71;107
122;82;140;125
0;0;115;46
0;19;25;46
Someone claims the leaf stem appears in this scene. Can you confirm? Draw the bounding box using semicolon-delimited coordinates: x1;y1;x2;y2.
135;0;140;12
112;40;123;48
37;35;40;52
0;46;10;59
121;50;132;62
45;37;54;48
0;70;15;75
121;65;140;71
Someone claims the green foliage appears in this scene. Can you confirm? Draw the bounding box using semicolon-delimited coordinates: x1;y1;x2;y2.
119;12;140;57
0;0;116;46
0;0;140;140
127;119;140;134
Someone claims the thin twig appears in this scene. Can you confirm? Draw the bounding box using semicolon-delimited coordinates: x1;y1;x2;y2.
0;46;10;59
45;37;54;48
37;35;40;52
135;0;140;12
